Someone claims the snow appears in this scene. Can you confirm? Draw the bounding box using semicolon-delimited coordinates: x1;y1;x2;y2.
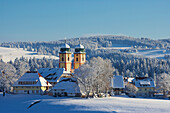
52;78;80;94
13;72;52;87
0;47;59;62
38;68;71;82
75;44;84;49
131;49;170;59
133;78;155;88
61;43;70;48
111;75;125;88
0;94;170;113
97;44;131;50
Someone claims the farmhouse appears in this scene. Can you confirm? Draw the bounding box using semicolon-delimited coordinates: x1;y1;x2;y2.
132;77;155;97
13;71;52;94
110;75;125;95
52;78;81;97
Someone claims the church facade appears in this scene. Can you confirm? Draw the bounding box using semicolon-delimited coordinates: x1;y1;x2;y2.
59;41;86;72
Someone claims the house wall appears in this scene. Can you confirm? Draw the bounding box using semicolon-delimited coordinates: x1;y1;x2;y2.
13;86;47;94
52;89;80;97
136;87;155;97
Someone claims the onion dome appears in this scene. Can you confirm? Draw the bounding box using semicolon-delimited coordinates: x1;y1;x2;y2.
75;43;85;53
60;40;71;53
75;44;84;49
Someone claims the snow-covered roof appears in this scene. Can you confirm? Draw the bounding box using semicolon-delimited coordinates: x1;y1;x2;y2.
13;72;52;87
127;78;134;83
52;78;80;93
38;68;71;82
139;81;150;85
75;44;84;49
61;43;70;48
111;75;125;88
133;77;155;88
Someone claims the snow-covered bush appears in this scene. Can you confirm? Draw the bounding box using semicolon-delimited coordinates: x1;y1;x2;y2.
124;83;138;97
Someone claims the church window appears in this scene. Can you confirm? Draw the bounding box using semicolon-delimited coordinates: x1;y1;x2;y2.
82;56;84;61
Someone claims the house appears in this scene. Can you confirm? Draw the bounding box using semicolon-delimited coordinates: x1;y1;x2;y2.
38;68;71;86
13;71;52;94
52;78;81;97
110;75;125;95
132;77;155;97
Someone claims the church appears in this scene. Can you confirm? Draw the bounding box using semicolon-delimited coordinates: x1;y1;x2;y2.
51;40;86;96
59;40;86;72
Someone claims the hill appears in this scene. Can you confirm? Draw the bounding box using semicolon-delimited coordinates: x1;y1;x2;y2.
0;47;58;63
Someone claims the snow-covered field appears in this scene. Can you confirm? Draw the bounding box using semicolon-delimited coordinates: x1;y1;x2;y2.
1;94;170;113
0;47;59;62
97;44;131;50
131;49;170;59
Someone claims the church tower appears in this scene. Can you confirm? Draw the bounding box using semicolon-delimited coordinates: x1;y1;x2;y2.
59;41;72;72
74;40;86;69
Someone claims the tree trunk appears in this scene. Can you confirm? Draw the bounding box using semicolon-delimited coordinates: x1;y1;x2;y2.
163;90;166;97
3;88;5;96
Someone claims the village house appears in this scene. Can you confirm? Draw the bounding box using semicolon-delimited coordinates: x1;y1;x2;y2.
52;78;81;97
132;77;155;97
110;75;125;95
13;71;52;94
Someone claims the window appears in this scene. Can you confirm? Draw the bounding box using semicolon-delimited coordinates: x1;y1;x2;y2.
62;57;64;61
36;90;39;94
82;56;84;61
76;58;78;61
68;57;70;61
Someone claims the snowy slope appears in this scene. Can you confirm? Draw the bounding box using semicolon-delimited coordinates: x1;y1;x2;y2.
0;94;170;113
0;47;59;62
131;49;170;59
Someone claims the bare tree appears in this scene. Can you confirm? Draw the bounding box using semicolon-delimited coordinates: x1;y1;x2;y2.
0;62;17;96
156;73;170;97
74;57;115;97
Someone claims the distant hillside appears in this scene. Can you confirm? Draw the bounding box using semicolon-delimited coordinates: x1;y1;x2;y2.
0;35;169;57
0;47;59;63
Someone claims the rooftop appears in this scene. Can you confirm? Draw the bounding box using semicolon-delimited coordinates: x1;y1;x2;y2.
61;43;70;48
111;75;125;88
75;44;84;49
13;72;52;87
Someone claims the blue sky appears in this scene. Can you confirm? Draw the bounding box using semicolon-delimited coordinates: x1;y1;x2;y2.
0;0;170;42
